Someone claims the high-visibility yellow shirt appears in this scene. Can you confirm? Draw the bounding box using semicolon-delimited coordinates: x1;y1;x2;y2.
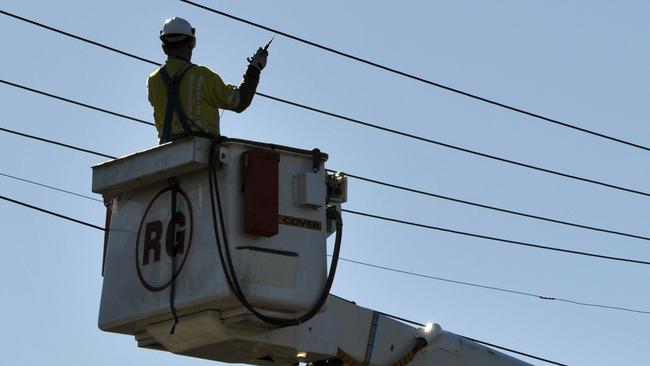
147;57;241;141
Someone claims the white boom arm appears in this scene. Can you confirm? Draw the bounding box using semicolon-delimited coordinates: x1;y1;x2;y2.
141;295;532;366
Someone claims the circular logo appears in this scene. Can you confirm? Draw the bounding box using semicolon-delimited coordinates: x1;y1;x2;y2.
135;186;193;292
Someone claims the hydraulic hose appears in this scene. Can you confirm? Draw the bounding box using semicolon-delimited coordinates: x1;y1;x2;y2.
208;138;343;327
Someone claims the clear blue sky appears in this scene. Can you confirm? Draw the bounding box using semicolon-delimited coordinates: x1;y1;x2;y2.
1;1;649;365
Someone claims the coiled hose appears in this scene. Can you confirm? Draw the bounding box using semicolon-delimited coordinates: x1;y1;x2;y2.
208;138;343;327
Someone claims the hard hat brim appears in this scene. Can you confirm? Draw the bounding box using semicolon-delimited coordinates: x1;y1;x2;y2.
161;34;194;43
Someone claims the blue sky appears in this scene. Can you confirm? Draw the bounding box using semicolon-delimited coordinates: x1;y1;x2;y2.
1;1;649;365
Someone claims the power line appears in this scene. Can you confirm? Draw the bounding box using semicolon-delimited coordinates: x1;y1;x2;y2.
333;169;650;242
8;150;645;317
0;79;153;132
2;71;648;241
8;172;650;314
0;10;159;67
0;126;116;159
9;169;645;318
6;151;645;316
0;190;564;366
1;12;648;198
0;127;114;158
1;74;647;245
0;194;104;230
3;126;650;267
342;209;650;266
6;166;648;322
257;92;650;197
9;152;647;316
178;0;650;154
337;256;650;315
3;11;650;263
10;54;649;244
0;171;103;202
6;114;649;267
7;166;650;314
0;79;153;127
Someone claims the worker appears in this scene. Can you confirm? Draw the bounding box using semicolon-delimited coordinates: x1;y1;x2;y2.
147;17;268;144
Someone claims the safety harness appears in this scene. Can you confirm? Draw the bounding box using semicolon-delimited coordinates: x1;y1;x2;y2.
159;62;197;143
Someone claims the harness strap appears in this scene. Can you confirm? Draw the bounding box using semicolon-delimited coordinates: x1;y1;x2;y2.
160;63;196;143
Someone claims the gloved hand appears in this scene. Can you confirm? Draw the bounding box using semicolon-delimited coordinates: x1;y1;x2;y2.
247;47;268;71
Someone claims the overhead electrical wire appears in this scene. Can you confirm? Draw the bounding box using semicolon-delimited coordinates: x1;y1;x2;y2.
3;121;650;268
0;79;153;126
0;128;115;158
0;79;154;130
4;74;650;245
332;169;650;242
1;11;649;198
336;256;650;315
3;171;648;318
4;10;647;266
256;92;650;197
343;209;650;266
0;193;562;366
2;125;650;267
0;194;103;230
0;171;103;202
3;144;642;317
2;76;648;243
0;10;157;67
0;126;117;159
178;0;650;154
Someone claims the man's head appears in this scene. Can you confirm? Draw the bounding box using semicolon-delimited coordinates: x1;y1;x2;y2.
160;17;196;60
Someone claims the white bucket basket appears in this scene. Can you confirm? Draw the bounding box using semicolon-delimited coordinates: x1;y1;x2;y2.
93;137;331;334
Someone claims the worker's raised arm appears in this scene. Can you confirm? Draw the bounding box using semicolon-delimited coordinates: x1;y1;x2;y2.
219;47;268;113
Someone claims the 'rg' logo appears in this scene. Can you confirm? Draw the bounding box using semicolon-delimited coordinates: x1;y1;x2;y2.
142;212;187;266
135;186;193;292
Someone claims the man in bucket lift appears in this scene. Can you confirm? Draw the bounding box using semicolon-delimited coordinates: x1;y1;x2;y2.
147;17;268;144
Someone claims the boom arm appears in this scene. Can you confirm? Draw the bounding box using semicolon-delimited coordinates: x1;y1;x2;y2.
142;295;532;366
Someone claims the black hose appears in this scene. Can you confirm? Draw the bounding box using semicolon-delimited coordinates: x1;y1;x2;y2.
169;181;179;334
208;138;342;327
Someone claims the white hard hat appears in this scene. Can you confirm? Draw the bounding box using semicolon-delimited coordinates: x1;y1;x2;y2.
160;17;195;42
